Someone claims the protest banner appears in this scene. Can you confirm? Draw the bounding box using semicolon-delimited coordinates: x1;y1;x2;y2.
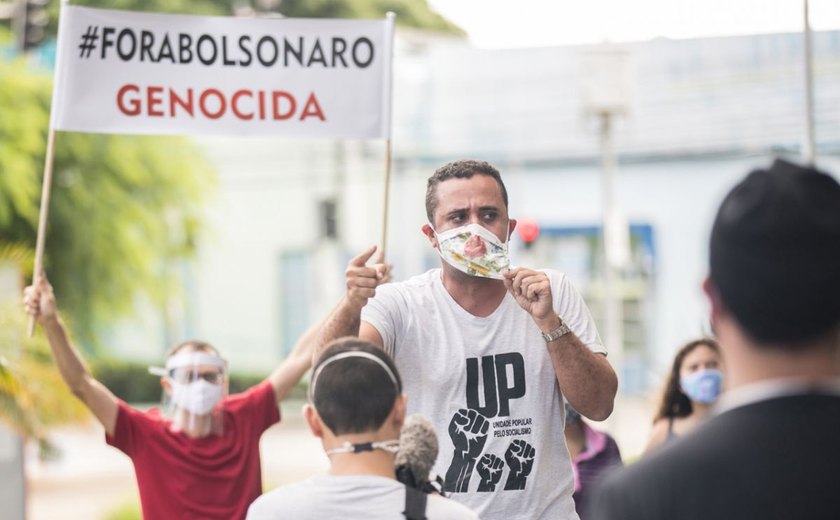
51;6;394;138
29;6;396;334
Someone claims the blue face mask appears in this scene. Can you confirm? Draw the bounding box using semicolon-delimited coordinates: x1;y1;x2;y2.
680;368;723;404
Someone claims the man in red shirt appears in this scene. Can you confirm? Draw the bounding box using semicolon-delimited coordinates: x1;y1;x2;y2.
24;275;316;519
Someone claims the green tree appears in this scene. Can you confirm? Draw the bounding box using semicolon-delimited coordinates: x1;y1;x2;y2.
0;245;87;446
55;0;232;19
0;59;214;351
48;0;463;35
0;307;89;442
276;0;464;34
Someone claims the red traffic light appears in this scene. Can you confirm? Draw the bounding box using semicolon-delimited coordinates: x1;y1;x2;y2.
517;219;540;243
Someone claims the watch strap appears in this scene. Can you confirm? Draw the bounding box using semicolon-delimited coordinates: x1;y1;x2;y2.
541;320;571;343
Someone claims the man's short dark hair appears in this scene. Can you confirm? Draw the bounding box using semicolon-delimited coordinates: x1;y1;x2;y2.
709;158;840;346
311;338;402;435
425;160;509;223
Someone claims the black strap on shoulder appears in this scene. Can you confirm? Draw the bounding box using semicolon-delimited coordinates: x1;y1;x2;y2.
667;416;676;438
403;485;428;520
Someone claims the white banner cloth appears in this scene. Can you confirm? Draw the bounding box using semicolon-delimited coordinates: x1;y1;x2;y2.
51;6;394;138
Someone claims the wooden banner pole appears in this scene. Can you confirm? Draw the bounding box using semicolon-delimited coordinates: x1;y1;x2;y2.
380;138;392;256
380;11;396;258
27;127;57;336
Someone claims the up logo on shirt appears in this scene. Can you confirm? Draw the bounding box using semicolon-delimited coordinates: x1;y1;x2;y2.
444;352;535;494
466;352;526;417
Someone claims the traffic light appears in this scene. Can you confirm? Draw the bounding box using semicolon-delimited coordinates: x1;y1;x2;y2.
14;0;50;52
517;219;540;249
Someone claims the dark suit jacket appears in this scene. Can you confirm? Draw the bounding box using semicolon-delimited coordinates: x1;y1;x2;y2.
591;393;840;520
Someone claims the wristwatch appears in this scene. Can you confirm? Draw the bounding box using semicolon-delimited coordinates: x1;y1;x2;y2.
541;319;571;343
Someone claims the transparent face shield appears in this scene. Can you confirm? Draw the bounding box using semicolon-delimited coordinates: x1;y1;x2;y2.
149;352;229;436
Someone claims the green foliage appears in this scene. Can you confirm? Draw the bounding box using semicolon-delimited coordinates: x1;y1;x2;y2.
0;250;88;461
0;61;215;350
0;300;88;442
45;0;233;38
64;0;231;17
279;0;464;34
0;244;34;278
91;357;306;403
91;358;163;404
44;0;463;36
0;66;45;230
102;498;142;520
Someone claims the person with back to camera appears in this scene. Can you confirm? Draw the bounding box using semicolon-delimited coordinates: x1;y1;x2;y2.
247;338;479;520
643;338;723;454
314;160;618;520
591;158;840;520
24;274;318;519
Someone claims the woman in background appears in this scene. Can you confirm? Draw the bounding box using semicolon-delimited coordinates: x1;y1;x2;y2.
644;338;723;454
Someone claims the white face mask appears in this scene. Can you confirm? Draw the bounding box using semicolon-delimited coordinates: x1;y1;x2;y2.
170;379;223;415
432;222;510;279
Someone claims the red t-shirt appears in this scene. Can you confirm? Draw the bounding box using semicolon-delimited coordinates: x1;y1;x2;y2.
106;380;280;520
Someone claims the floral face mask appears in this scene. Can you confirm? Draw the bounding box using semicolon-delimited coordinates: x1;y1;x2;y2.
432;223;510;279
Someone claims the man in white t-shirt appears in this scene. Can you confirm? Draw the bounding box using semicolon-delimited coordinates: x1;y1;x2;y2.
247;338;478;520
316;160;618;520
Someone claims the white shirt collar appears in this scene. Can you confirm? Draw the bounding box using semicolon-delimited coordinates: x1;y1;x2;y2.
715;377;840;415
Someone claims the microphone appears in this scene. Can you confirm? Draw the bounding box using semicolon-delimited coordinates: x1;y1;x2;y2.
395;414;440;492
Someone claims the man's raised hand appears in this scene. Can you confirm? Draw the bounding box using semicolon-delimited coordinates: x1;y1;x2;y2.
503;267;554;322
345;245;392;309
23;274;58;324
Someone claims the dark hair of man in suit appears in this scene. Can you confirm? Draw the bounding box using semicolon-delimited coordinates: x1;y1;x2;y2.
653;338;720;422
310;338;403;435
708;159;840;348
425;159;509;223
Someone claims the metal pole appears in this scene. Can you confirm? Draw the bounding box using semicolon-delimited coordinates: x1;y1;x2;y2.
803;0;816;165
600;112;624;385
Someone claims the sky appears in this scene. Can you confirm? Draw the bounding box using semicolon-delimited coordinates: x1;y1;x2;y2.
427;0;840;48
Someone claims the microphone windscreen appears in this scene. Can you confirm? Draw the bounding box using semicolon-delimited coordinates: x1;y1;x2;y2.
395;414;438;485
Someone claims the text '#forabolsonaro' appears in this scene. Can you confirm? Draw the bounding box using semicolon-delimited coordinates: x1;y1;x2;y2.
77;25;375;69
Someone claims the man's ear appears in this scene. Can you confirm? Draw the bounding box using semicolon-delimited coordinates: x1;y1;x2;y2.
703;276;724;330
160;378;171;395
304;404;325;439
421;223;438;248
508;219;517;237
391;394;408;430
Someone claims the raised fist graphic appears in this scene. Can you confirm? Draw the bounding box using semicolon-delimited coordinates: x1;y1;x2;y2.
503;439;535;490
443;408;489;493
476;453;504;492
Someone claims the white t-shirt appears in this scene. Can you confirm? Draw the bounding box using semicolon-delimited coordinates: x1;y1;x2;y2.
362;269;605;520
246;474;479;519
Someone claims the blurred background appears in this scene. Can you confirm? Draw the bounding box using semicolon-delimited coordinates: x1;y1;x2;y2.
1;0;839;518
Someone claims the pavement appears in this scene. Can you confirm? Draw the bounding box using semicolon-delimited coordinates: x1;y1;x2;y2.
26;395;654;519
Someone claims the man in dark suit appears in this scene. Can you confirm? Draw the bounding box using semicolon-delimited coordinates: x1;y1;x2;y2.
591;158;840;520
